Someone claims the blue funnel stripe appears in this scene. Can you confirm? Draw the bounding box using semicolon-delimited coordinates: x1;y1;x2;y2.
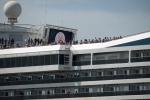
110;38;150;47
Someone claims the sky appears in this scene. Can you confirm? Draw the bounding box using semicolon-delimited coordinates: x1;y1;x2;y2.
0;0;150;40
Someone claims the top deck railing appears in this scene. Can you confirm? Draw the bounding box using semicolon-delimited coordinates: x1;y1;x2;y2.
0;23;43;34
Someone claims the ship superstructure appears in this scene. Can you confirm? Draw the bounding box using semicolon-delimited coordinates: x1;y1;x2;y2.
0;1;150;100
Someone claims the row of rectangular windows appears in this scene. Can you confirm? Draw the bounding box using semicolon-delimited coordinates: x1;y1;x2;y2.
0;68;149;83
0;84;147;96
0;54;66;68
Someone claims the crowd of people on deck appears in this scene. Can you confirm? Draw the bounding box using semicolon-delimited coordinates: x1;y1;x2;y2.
0;38;15;49
47;36;122;45
0;36;122;49
26;38;43;46
73;36;122;45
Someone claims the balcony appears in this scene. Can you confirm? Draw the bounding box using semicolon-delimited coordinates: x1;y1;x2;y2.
0;90;150;100
93;58;129;65
0;73;149;86
131;56;150;62
72;61;91;66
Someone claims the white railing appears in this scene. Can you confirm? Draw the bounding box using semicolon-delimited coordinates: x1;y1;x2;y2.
0;23;43;34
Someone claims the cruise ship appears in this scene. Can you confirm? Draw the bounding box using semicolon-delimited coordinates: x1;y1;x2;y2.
0;1;150;100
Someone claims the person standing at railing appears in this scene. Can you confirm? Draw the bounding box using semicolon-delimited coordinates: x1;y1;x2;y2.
98;38;101;43
34;38;37;46
31;38;33;46
28;38;30;46
40;39;43;45
80;40;83;44
0;38;1;44
37;38;40;45
4;38;7;46
11;38;14;46
8;38;10;46
76;40;78;44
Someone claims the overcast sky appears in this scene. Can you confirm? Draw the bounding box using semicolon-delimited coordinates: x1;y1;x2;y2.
0;0;150;40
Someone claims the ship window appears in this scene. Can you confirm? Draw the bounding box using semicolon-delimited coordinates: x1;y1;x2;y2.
59;54;64;65
143;86;147;90
16;57;22;67
7;91;13;96
144;52;149;56
74;72;79;77
0;92;4;96
16;77;21;81
21;76;27;81
5;58;11;68
28;76;32;80
45;55;50;65
38;55;44;66
54;89;60;94
27;56;32;66
22;57;27;67
31;90;37;95
99;71;104;76
10;58;16;67
0;59;4;68
125;69;130;74
109;56;117;59
98;87;103;92
5;77;9;81
74;89;78;93
96;56;105;60
5;92;8;96
139;85;147;90
89;88;93;93
33;56;38;66
50;54;58;65
26;91;31;96
124;86;129;91
39;90;45;95
114;70;117;75
38;75;43;80
113;86;119;91
79;88;84;93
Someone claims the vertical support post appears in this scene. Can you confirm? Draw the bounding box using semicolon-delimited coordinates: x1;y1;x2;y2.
91;53;93;65
129;50;131;63
69;50;72;67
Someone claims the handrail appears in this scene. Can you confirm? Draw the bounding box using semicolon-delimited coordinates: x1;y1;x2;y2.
92;57;129;61
0;73;149;83
131;56;150;58
0;90;149;98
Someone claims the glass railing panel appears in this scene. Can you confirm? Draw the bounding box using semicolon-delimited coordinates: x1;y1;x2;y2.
72;61;90;66
131;57;150;62
92;60;105;65
93;58;129;65
0;73;150;86
1;90;150;100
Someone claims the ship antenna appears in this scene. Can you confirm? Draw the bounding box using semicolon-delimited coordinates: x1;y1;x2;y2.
45;0;47;24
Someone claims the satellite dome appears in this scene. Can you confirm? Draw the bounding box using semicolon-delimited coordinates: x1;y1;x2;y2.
4;1;22;18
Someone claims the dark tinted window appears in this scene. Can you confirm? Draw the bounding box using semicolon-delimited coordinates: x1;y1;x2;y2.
27;56;32;66
5;58;11;68
38;55;44;66
45;55;50;65
59;54;64;65
0;59;4;68
10;58;16;67
33;56;38;66
51;54;58;65
16;57;22;67
22;57;27;67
